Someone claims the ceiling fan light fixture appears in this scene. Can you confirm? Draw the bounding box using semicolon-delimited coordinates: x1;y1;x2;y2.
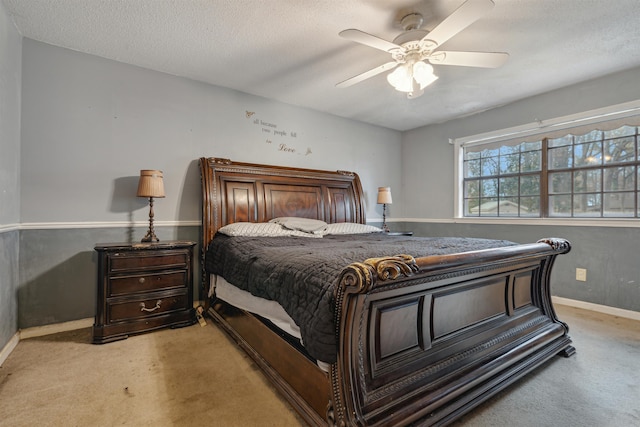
387;61;438;96
413;61;438;90
337;0;508;95
387;64;414;92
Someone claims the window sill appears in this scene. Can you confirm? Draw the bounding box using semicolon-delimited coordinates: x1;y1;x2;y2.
403;217;640;228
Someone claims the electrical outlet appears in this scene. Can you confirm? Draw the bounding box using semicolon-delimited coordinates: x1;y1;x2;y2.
576;268;587;282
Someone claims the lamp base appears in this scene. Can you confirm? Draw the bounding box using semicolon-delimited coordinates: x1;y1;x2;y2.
140;230;160;243
141;196;160;243
382;203;390;232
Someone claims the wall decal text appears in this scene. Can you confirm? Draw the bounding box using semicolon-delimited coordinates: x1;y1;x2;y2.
246;110;312;156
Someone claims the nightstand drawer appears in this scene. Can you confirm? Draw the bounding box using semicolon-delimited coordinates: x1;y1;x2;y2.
108;292;188;323
109;270;187;296
109;251;189;273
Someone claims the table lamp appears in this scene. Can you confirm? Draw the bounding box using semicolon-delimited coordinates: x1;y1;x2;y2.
137;169;165;242
377;187;392;232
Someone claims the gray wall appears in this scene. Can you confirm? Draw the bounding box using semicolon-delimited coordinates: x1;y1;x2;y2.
401;66;640;312
16;39;402;329
20;39;402;225
0;2;21;350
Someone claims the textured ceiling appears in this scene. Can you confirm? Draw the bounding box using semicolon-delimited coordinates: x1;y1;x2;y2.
3;0;640;131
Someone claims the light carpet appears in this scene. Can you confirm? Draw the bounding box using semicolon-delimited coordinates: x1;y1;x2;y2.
0;304;638;426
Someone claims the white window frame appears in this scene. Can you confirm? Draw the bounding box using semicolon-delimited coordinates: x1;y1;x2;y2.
452;99;640;225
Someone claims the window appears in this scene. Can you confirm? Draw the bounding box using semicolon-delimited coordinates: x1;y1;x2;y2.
463;140;542;217
547;126;638;218
456;101;640;219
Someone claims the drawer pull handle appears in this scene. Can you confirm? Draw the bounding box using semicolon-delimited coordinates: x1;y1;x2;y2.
139;277;146;284
140;300;162;312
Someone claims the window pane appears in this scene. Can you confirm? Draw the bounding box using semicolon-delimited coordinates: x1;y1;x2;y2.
482;147;499;158
603;193;635;217
478;198;498;216
481;157;499;176
520;175;540;196
575;130;603;143
464;179;480;198
464;159;481;178
548;146;572;169
522;140;542;152
499;177;519;196
481;179;498;197
574;142;602;167
500;154;520;174
499;197;520;216
604;137;635;164
521;150;541;172
464;199;480;216
604;125;636;138
465;150;481;160
549;195;572;216
500;144;520;155
549;135;572;147
549;172;571;194
520;196;540;217
574;170;601;193
573;193;601;216
604;166;635;192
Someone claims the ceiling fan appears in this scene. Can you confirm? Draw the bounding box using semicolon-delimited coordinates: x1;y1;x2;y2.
336;0;508;99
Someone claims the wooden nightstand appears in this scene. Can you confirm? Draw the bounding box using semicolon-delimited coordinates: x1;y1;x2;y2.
92;241;196;344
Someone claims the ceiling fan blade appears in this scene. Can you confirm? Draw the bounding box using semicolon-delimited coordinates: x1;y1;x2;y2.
339;29;402;53
336;62;398;88
428;51;508;68
421;0;495;48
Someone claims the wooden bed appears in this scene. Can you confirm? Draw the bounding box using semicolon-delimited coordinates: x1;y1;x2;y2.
199;157;575;426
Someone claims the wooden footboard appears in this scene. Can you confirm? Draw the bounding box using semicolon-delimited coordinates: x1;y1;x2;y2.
330;238;573;426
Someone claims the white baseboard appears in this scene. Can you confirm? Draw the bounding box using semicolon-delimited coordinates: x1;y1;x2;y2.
553;296;640;321
19;317;94;340
0;332;20;366
2;318;93;365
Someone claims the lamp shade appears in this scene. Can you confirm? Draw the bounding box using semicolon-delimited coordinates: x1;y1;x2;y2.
413;61;438;89
387;61;438;97
136;170;165;198
377;187;392;204
387;65;414;93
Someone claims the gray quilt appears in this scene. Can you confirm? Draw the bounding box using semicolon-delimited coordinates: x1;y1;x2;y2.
205;233;515;363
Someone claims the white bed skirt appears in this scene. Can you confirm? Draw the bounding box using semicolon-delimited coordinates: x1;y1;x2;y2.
211;274;302;338
211;274;331;371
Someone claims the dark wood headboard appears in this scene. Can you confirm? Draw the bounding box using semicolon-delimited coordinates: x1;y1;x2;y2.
199;157;367;249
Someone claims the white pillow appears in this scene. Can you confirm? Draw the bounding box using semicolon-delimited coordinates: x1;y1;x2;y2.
269;217;328;234
324;223;383;235
217;222;322;238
